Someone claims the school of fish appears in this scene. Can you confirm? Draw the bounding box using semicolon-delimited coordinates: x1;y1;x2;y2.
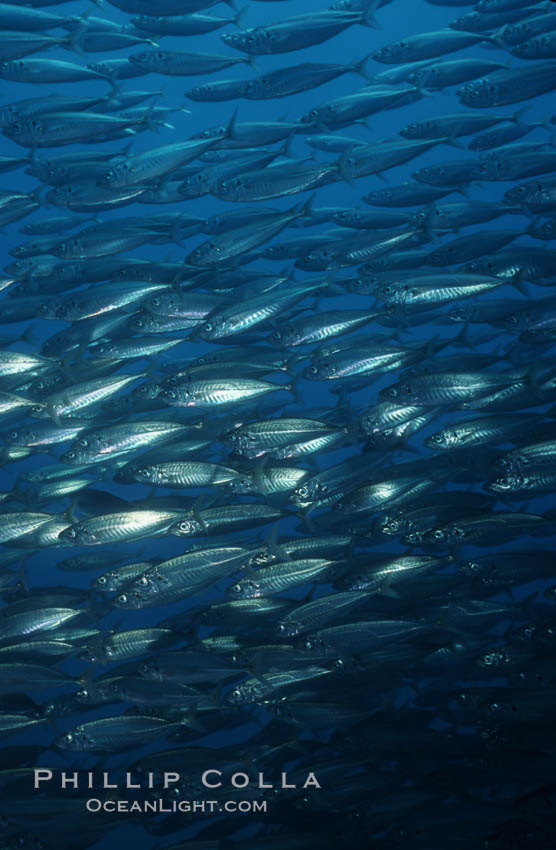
0;0;556;846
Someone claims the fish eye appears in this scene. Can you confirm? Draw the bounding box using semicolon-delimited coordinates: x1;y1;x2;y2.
137;576;149;587
117;593;128;604
65;528;77;539
78;438;88;447
10;431;18;440
96;576;107;585
63;733;73;744
230;583;242;594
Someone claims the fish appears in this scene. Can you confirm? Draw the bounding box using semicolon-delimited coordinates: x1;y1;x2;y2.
129;48;257;76
0;0;553;844
458;62;556;107
114;546;250;608
132;9;248;36
373;29;496;63
222;7;379;55
59;510;182;545
185;196;314;266
55;714;198;753
0;58;112;84
240;56;372;100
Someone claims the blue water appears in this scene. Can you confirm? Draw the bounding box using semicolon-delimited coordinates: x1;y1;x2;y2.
1;0;555;847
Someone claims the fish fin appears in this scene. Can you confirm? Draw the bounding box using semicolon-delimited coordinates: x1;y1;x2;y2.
65;501;79;525
336;152;355;187
445;134;466;151
353;52;373;80
253;456;270;495
294;191;316;219
234;5;249;28
45;402;62;427
245;55;260;72
298;508;317;534
142;100;159;134
265;522;291;561
482;32;505;49
512;105;530;126
247;655;268;684
78;666;101;701
65;26;86;56
452;321;472;350
423;204;439;241
510;268;529;297
16;558;29;595
224;107;238;140
361;0;381;29
279;129;296;160
181;711;206;735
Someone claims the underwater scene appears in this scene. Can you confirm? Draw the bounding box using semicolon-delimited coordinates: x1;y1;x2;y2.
0;0;556;846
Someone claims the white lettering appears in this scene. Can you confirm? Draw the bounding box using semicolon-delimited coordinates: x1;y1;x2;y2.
303;772;321;789
163;772;179;789
231;772;249;789
34;769;52;789
202;769;222;789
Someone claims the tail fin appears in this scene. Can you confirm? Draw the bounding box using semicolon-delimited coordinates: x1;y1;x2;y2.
65;26;86;56
234;4;248;28
352;53;373;81
512;105;529;126
279;130;296;160
245;55;260;72
141;100;159;133
224;107;238;141
361;0;381;29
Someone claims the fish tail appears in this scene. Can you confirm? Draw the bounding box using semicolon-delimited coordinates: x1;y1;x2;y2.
353;53;373;81
245;54;260;73
234;4;249;28
512;105;529;126
361;0;382;30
